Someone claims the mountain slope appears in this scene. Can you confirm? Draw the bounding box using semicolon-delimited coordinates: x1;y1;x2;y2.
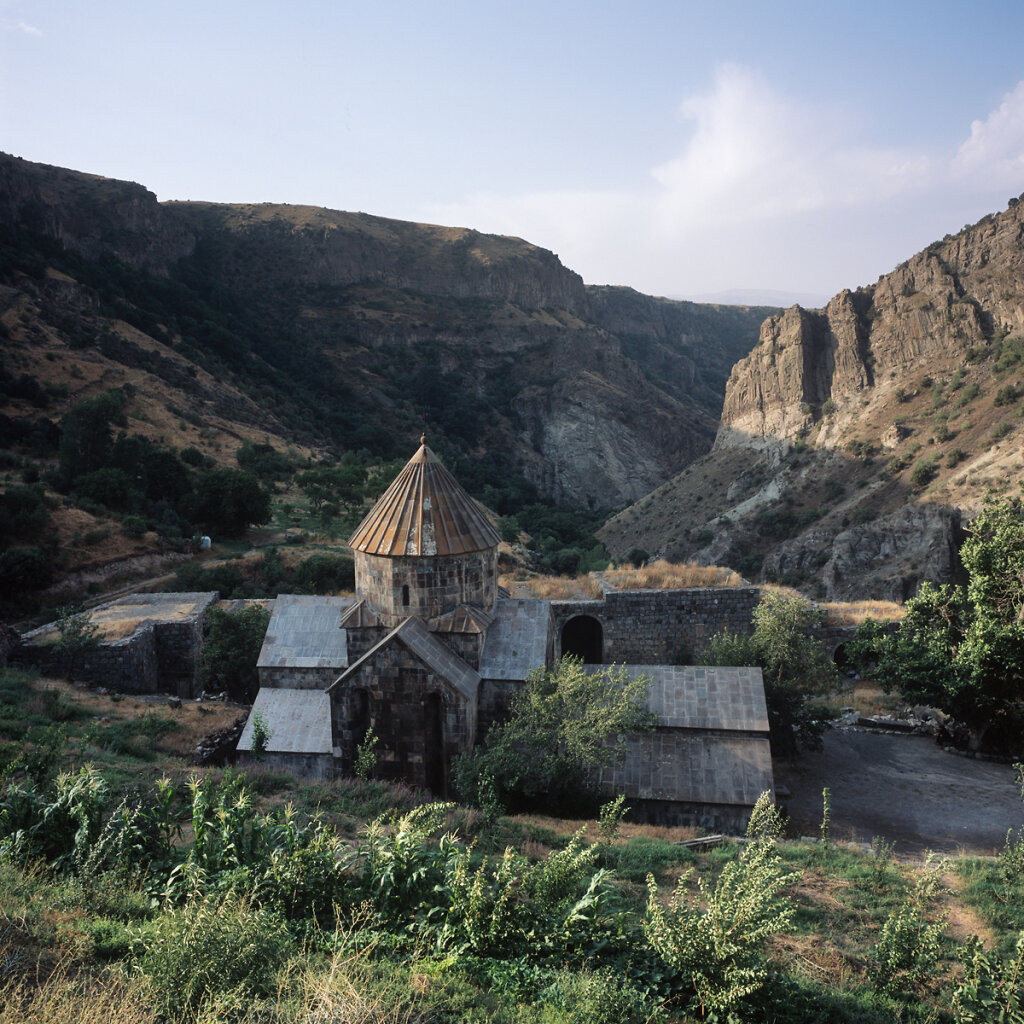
0;152;771;513
601;200;1024;600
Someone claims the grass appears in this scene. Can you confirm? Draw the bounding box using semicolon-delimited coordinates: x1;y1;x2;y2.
822;599;905;626
600;559;745;590
2;668;1023;1023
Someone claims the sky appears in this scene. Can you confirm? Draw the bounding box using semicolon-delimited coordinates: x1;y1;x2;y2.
3;0;1024;303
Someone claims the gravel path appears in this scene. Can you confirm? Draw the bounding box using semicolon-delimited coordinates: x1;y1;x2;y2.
774;729;1024;857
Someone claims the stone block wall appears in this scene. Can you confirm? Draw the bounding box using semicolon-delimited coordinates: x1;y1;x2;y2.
477;678;522;742
258;666;344;691
14;625;160;691
14;592;217;695
551;587;761;665
330;645;476;796
355;550;497;625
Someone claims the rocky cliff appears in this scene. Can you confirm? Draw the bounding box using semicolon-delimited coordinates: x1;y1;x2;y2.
602;199;1024;600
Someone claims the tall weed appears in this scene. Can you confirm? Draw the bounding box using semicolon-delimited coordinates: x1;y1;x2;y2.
642;793;797;1020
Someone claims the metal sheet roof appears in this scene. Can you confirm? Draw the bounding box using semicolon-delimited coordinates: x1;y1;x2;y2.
348;439;501;557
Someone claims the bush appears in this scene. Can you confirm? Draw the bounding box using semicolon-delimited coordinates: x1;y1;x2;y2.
994;384;1019;407
454;657;656;815
910;459;937;489
643;794;797;1019
121;514;147;539
0;546;53;597
200;605;271;701
131;893;290;1021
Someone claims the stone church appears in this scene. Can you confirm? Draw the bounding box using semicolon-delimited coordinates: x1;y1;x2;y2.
240;438;774;830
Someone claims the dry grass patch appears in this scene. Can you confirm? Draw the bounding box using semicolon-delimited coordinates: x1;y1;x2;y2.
500;574;603;600
823;599;904;626
602;559;744;590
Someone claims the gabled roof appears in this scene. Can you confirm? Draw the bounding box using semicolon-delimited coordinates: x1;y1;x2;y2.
348;438;501;557
328;616;481;702
257;594;352;669
428;604;495;634
237;688;332;754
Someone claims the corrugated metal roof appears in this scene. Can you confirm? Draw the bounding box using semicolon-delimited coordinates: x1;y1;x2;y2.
348;438;501;557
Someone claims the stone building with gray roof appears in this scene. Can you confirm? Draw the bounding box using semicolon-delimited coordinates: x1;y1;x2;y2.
239;437;773;830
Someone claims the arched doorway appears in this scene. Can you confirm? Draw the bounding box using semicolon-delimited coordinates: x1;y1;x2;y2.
561;615;603;664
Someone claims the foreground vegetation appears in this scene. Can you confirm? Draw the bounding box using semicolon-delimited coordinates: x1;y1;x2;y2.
1;671;1023;1023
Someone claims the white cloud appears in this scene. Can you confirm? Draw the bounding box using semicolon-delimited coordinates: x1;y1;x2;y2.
952;80;1024;187
651;64;930;229
425;68;1024;296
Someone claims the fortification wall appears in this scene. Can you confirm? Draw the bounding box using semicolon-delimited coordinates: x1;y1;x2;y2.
551;587;762;665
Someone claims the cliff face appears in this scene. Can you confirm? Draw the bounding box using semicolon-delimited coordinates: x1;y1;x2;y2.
0;153;767;511
719;203;1024;449
603;199;1024;600
0;155;196;273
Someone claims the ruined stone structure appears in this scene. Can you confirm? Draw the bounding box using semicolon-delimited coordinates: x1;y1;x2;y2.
240;439;775;830
15;593;218;697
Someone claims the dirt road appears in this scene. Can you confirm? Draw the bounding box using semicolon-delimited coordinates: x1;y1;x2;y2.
775;729;1023;857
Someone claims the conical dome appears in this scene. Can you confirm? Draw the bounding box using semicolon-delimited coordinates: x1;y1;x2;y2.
348;440;501;557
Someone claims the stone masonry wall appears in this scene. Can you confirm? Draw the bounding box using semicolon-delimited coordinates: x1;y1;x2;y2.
14;593;217;695
14;626;160;691
355;550;497;626
258;666;344;691
551;588;762;665
330;644;475;796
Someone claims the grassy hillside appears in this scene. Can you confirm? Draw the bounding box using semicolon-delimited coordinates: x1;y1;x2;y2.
1;667;1022;1023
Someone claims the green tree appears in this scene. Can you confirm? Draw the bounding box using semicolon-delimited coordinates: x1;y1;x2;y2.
55;603;101;682
454;655;656;815
57;390;127;487
200;605;271;702
189;468;270;538
853;498;1024;751
702;591;837;758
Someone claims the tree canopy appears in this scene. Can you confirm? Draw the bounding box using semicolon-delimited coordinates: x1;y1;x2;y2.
702;591;836;758
454;655;656;816
853;497;1024;752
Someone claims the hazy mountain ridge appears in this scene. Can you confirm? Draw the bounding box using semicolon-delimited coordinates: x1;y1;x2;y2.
601;199;1024;600
0;152;770;516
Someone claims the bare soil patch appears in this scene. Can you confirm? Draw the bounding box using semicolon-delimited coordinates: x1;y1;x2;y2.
776;729;1024;857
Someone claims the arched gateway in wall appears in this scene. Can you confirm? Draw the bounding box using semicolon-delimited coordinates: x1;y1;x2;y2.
560;614;603;664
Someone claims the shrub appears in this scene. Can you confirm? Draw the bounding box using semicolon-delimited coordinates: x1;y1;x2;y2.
121;514;147;539
958;382;980;406
994;384;1019;407
953;931;1024;1023
867;858;947;996
131;893;290;1021
947;448;968;468
992;421;1014;441
910;459;937;490
643;794;797;1020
